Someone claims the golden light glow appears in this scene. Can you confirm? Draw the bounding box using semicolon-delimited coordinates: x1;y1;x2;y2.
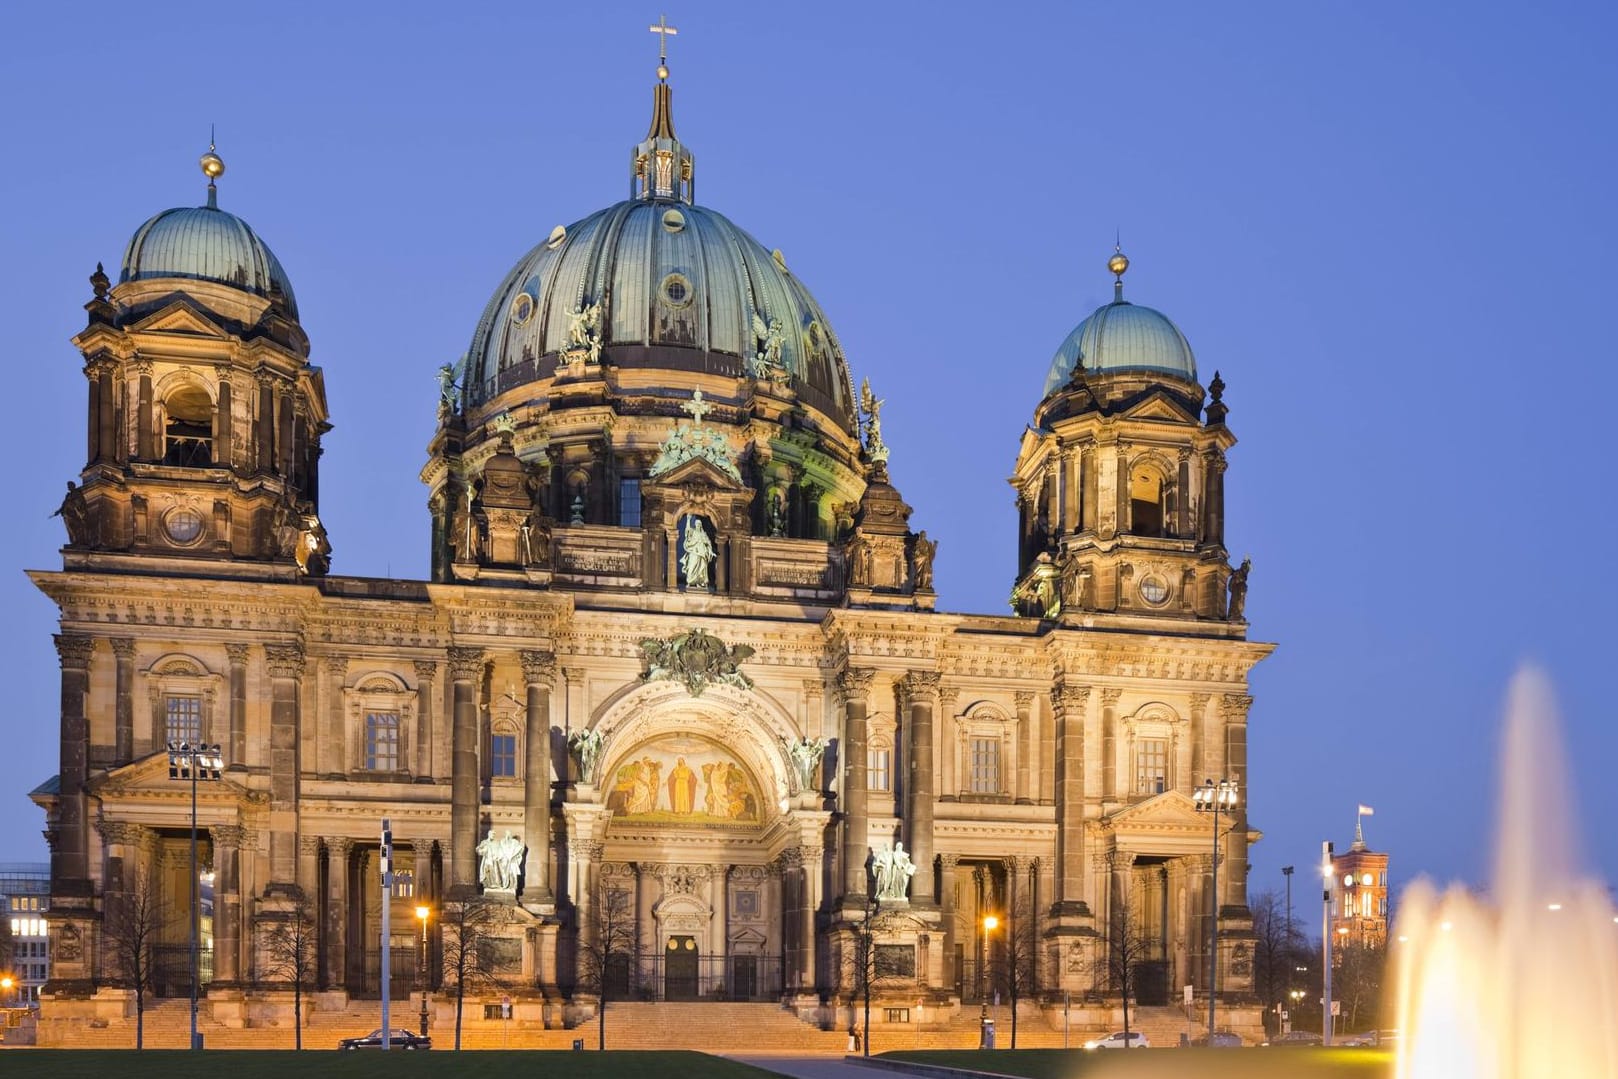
415;905;430;922
982;914;999;931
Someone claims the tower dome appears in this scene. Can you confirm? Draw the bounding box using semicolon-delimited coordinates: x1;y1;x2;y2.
118;147;298;317
1040;251;1195;397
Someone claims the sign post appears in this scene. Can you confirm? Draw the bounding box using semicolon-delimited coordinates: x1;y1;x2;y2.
381;819;393;1049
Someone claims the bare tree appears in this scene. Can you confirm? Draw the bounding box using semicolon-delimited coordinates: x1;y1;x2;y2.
991;890;1041;1048
1250;889;1293;1036
574;884;637;1051
1100;902;1154;1048
440;900;502;1051
260;897;318;1049
103;871;162;1049
1334;940;1387;1033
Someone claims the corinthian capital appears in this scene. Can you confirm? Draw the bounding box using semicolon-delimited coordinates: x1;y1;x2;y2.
833;666;874;705
264;643;306;679
447;647;485;681
1220;694;1254;724
55;634;95;669
900;671;941;705
520;649;558;688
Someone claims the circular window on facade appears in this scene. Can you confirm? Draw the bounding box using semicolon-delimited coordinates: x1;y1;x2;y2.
661;273;693;308
662;208;686;233
545;224;567;249
1139;575;1169;606
163;507;205;545
510;292;535;325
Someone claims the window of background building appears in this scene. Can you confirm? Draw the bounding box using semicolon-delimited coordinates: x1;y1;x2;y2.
1134;738;1168;794
491;732;518;778
969;737;1000;794
867;744;891;791
165;695;202;745
619;477;642;528
391;870;414;898
365;711;400;770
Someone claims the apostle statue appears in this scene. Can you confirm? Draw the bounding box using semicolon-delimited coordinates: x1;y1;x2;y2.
872;841;916;902
1226;556;1251;621
681;515;715;590
476;828;524;893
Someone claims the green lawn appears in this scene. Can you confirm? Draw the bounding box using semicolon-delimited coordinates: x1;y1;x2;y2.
0;1049;780;1079
880;1047;1393;1079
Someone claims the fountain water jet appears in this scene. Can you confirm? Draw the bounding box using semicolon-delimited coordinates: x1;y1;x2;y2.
1392;667;1618;1079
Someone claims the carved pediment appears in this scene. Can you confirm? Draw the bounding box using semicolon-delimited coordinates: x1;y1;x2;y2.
1104;789;1206;830
130;301;230;339
1117;392;1200;425
647;454;745;491
93;750;246;799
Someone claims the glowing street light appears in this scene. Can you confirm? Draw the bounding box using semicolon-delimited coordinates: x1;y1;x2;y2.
415;905;432;1036
167;741;223;1051
979;913;999;1047
1194;777;1240;1041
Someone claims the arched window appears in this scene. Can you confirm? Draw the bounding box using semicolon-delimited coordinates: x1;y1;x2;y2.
163;384;214;466
867;737;892;792
488;718;520;781
1129;465;1167;537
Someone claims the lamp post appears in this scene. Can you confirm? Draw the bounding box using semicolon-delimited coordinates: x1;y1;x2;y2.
167;741;223;1051
1193;777;1239;1042
979;913;998;1047
1321;841;1335;1046
415;905;431;1036
1282;865;1294;1032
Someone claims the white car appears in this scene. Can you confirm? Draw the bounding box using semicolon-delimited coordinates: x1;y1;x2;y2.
1084;1030;1150;1049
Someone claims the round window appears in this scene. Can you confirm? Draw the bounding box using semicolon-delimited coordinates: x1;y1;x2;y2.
661;273;693;308
164;507;204;545
662;208;686;233
510;292;534;325
1139;576;1169;605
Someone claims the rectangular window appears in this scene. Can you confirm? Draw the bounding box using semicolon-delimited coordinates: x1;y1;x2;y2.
969;737;1000;794
868;747;891;791
885;1008;911;1024
491;733;518;778
365;711;400;770
619;477;642;528
1134;738;1168;794
165;695;202;746
391;870;414;899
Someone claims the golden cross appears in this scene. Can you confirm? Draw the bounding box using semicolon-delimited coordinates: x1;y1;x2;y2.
649;14;679;64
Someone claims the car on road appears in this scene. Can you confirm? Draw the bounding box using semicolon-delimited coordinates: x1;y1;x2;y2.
1265;1030;1322;1046
338;1028;432;1050
1189;1030;1243;1047
1084;1030;1150;1049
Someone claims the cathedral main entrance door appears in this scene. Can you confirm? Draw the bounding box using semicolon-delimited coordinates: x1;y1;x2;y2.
665;935;699;1000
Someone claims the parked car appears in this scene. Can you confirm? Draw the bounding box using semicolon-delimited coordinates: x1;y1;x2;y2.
1265;1030;1322;1046
1338;1032;1378;1047
1084;1030;1150;1049
1189;1030;1243;1047
338;1028;432;1050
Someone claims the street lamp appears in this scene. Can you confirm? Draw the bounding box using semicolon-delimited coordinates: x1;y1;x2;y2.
168;741;223;1051
980;914;999;1048
1282;865;1294;1033
1193;777;1239;1042
415;905;431;1036
1;974;13;1007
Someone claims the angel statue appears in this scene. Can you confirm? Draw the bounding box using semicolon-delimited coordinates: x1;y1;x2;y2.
783;736;829;793
435;358;463;414
859;379;888;459
751;313;785;371
568;726;607;785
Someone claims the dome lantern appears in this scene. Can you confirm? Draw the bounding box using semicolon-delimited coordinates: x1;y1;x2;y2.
631;15;695;205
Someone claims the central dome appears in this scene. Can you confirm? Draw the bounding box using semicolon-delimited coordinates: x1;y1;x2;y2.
464;198;855;428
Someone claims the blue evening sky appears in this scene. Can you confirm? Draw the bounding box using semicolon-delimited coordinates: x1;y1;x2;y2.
3;2;1614;906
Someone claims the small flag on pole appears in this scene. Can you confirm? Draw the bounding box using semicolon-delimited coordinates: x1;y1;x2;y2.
1357;804;1375;816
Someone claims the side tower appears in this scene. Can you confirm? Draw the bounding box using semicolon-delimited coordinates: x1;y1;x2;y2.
1010;249;1239;623
64;146;330;576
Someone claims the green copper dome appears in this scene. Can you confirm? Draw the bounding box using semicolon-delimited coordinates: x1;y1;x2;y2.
120;202;298;317
1042;299;1197;395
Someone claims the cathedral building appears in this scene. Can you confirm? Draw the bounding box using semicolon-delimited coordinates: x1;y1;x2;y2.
29;51;1272;1042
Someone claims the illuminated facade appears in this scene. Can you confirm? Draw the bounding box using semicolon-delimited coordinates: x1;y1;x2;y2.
29;51;1271;1045
1329;827;1390;949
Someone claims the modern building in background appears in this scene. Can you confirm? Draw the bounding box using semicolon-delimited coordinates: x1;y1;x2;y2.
28;47;1271;1044
2;863;50;1005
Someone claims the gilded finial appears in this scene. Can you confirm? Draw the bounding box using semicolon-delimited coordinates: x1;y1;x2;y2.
200;128;225;208
1108;242;1129;301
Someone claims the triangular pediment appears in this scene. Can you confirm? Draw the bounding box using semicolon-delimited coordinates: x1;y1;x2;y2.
93;750;247;800
1105;790;1206;831
648;455;745;491
1117;391;1199;424
130;300;230;339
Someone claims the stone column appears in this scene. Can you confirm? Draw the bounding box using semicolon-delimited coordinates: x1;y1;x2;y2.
212;824;244;984
1221;694;1253;907
1114;443;1130;532
1189;692;1211;781
1080;443;1097;533
296;834;322;907
520;649;556;905
798;845;822;990
1050;679;1090;917
1100;688;1122;801
938;686;959;801
53;635;94;895
110;637;135;765
264;643;305;889
134;363;155;461
325;838;353;992
321;655;348;778
1014;691;1034;805
214;365;234;469
225;643;249;771
835;667;874;903
901;672;939;905
1061;449;1078;533
938;853;959;991
255;373;275;474
1176;449;1192;538
413;661;438;779
447;647;485;894
712;864;730;980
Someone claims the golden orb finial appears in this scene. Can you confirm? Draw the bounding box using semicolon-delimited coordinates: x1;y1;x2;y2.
200;151;225;180
1108;248;1129;278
